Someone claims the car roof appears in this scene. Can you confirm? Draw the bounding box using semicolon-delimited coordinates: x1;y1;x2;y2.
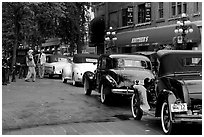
157;50;202;59
73;53;99;58
73;54;99;63
102;54;151;61
46;54;67;58
157;50;202;76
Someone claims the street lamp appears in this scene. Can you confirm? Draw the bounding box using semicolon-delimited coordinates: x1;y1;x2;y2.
105;27;117;53
174;13;193;49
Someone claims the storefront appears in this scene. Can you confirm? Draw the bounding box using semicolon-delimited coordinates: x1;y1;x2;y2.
115;23;201;53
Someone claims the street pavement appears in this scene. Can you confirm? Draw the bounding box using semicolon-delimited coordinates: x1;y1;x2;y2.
2;77;162;135
3;119;160;135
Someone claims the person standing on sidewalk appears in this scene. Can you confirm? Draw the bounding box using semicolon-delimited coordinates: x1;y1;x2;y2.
25;50;36;82
37;50;46;79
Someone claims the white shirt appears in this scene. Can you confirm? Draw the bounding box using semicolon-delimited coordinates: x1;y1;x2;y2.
38;53;46;65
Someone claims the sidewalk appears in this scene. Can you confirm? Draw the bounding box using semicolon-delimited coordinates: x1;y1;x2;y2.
3;119;159;135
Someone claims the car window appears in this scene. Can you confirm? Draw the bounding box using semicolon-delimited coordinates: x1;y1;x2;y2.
57;58;68;62
101;58;106;69
114;58;149;69
85;58;97;63
46;56;51;63
184;57;202;66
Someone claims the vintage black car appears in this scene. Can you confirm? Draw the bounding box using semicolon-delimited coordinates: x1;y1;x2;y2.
83;54;155;104
131;50;202;134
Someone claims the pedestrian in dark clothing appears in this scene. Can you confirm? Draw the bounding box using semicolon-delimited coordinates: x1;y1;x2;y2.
19;55;28;79
2;56;10;85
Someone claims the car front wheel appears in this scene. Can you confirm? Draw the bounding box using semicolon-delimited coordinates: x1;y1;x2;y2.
161;101;174;135
131;93;143;120
100;84;111;104
84;78;92;95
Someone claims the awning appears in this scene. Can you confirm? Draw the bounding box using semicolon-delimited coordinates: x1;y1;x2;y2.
115;23;201;47
89;16;105;47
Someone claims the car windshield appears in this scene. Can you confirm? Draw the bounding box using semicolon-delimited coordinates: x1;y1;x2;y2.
85;58;97;63
46;56;68;63
184;57;201;66
73;57;97;63
113;58;151;69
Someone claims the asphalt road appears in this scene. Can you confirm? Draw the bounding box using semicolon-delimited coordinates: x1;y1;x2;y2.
2;76;202;135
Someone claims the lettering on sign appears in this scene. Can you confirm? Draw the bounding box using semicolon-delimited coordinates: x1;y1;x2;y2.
131;36;149;43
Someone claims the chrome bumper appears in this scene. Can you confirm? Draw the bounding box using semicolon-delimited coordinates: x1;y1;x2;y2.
173;114;202;123
111;88;134;95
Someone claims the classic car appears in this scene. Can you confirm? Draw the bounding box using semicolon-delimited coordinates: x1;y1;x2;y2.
44;54;72;78
83;54;155;104
131;50;202;134
62;54;99;86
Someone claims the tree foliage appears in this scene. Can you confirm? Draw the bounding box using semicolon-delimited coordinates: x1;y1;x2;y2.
2;2;91;68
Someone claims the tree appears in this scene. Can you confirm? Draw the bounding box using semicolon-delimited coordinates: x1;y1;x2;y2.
2;2;33;79
2;2;92;68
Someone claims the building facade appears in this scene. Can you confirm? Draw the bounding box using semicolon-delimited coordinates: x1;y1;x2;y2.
90;2;202;54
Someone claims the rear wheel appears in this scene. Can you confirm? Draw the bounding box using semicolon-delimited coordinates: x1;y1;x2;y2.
161;101;174;135
131;93;143;120
84;78;92;95
100;84;111;104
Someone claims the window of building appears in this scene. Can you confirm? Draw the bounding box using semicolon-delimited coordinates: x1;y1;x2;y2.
171;2;188;17
158;2;164;18
183;2;187;13
171;2;176;16
138;3;151;23
138;4;146;23
194;2;199;13
122;8;127;26
122;7;134;26
177;2;182;15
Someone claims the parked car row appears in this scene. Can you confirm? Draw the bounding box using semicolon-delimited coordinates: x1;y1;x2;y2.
45;50;202;135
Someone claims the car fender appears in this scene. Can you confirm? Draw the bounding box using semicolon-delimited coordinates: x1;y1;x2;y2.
155;89;176;118
101;75;117;88
83;71;96;89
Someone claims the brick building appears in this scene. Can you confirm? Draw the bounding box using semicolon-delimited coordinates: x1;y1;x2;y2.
90;2;202;54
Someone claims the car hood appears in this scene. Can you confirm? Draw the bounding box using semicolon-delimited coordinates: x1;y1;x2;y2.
181;80;202;100
112;68;154;85
73;63;97;73
46;62;69;69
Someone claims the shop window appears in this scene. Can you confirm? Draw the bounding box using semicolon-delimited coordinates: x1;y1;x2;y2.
122;47;132;53
158;2;164;18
